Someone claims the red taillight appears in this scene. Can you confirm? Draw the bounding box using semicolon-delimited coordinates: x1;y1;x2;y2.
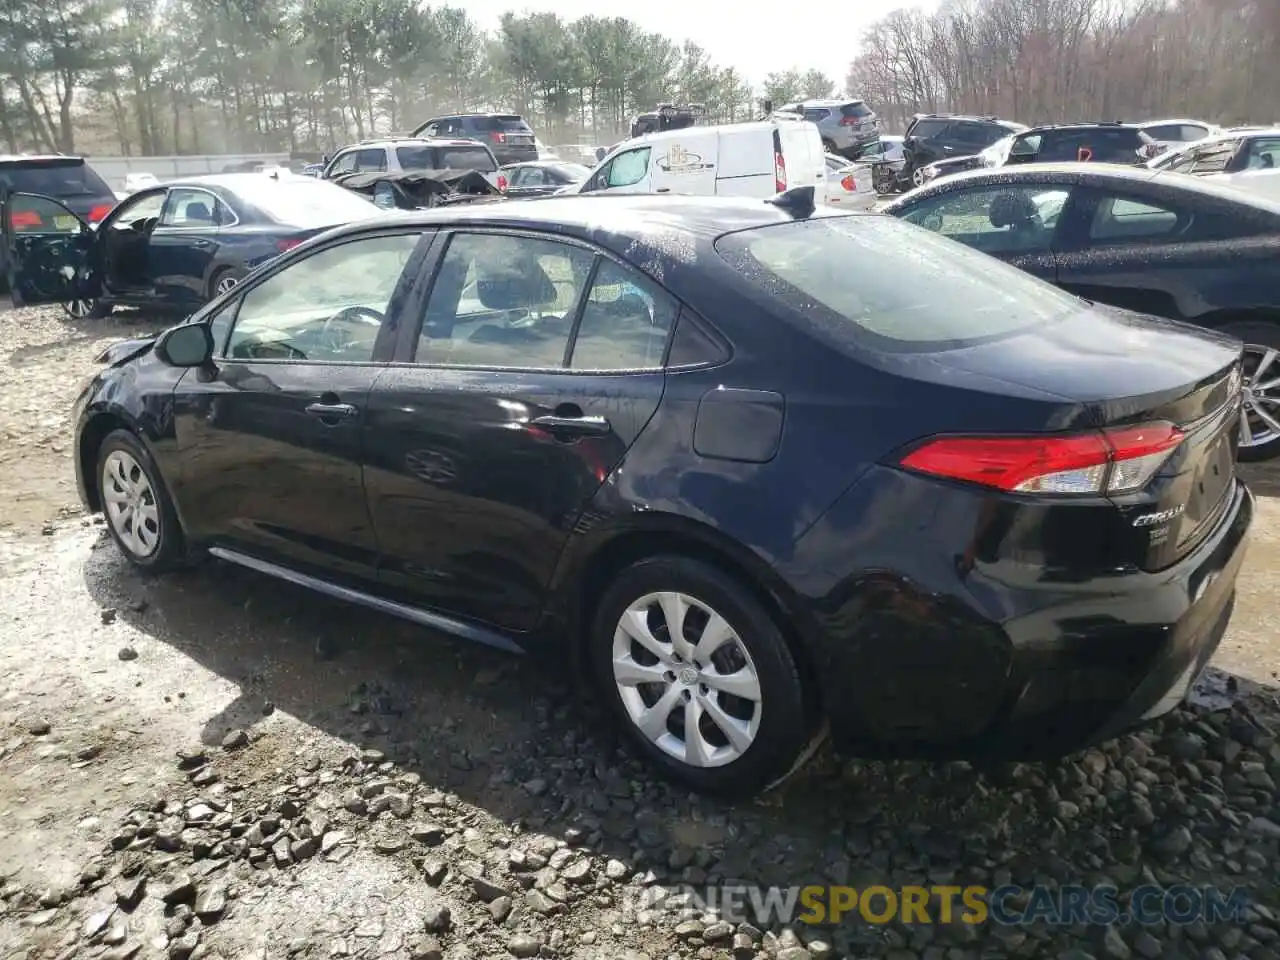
9;211;41;229
774;151;786;192
497;174;508;192
899;422;1184;496
88;204;112;223
277;237;303;253
490;132;506;144
840;116;859;126
840;174;856;192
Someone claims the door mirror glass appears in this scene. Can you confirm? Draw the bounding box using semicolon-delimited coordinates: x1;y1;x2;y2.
155;323;214;367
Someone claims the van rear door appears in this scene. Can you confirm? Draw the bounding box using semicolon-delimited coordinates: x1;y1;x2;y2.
776;120;827;194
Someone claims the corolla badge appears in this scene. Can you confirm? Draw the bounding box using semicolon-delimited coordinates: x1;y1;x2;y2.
657;144;715;174
1133;504;1185;527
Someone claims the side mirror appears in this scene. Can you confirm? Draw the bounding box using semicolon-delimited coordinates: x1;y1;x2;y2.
155;323;214;368
321;153;331;165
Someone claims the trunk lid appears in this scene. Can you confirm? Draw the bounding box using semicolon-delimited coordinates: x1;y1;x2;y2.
928;304;1243;570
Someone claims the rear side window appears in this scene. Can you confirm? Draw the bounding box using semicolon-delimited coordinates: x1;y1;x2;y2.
0;160;113;198
436;146;497;173
714;216;1081;353
841;102;873;119
803;108;831;123
471;116;532;133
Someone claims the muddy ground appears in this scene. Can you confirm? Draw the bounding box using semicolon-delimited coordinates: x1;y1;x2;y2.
1;304;1278;960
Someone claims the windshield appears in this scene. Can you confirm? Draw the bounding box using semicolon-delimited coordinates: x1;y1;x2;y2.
235;179;380;226
714;216;1083;353
0;160;113;197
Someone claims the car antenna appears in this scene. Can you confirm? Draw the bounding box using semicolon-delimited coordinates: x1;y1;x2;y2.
766;185;816;218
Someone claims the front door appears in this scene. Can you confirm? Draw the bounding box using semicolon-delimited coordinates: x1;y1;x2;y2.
1;192;101;307
582;145;653;195
894;181;1072;281
149;186;230;308
172;228;430;581
363;228;676;632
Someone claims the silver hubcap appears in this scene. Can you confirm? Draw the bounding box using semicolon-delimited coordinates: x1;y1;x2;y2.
102;450;161;558
611;591;762;768
912;167;927;186
1240;344;1280;449
216;275;238;295
65;299;95;318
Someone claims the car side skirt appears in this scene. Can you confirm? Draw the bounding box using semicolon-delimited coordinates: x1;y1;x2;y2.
206;546;525;655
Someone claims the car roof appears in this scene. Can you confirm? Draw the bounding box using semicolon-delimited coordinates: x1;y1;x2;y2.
154;173;337;190
1139;118;1214;127
1020;122;1144;134
427;112;524;120
0;154;86;164
341;137;491;149
335;193;852;244
893;162;1280;213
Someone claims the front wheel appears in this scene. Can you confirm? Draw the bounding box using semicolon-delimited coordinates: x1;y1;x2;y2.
589;556;816;798
97;429;188;572
1220;321;1280;461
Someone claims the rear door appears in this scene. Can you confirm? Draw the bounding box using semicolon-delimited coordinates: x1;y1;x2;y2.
892;181;1072;279
363;229;677;632
1;192;102;306
148;186;229;306
777;121;827;194
172;227;431;579
1053;186;1237;319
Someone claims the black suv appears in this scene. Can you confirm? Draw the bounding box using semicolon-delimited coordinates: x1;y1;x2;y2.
901;114;1026;186
409;114;537;165
1005;122;1157;166
1;154;118;292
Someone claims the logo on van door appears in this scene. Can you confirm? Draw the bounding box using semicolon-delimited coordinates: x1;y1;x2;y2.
657;144;714;174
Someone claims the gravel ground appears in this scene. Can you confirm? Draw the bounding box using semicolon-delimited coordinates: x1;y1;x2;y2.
2;302;1280;960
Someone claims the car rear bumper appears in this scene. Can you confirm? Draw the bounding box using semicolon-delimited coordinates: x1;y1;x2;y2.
790;473;1254;761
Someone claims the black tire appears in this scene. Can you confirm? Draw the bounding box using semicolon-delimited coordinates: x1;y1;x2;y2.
207;267;246;301
1220;320;1280;462
821;138;838;155
588;555;814;799
63;298;111;320
96;429;189;573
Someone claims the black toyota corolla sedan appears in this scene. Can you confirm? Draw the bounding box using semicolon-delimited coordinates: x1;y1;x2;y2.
61;193;1252;798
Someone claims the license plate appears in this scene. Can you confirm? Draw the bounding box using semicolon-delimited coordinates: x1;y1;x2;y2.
54;215;77;231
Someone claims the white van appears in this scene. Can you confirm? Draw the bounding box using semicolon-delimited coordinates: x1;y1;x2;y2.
570;118;827;201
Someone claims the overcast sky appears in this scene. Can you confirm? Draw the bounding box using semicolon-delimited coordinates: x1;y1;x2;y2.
463;0;938;91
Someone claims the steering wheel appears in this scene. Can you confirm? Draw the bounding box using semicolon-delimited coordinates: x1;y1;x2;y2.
319;305;386;353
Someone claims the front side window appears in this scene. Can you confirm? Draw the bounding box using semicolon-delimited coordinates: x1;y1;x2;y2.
570;260;678;370
907;119;951;140
899;185;1070;255
607;148;651;188
6;194;87;234
160;188;220;227
225;233;421;362
329;152;359;176
110;192;166;228
1243;138;1280;170
415;233;594;368
715;215;1084;353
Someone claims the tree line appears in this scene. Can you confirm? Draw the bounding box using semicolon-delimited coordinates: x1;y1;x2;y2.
847;0;1280;132
0;0;839;156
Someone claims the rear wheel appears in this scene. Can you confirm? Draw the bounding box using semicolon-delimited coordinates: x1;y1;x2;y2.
1220;321;1280;461
911;165;928;187
208;267;246;300
63;299;111;320
822;138;838;155
97;429;188;572
589;556;815;798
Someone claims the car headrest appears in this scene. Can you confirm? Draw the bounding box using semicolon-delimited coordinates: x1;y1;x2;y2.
476;259;557;311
